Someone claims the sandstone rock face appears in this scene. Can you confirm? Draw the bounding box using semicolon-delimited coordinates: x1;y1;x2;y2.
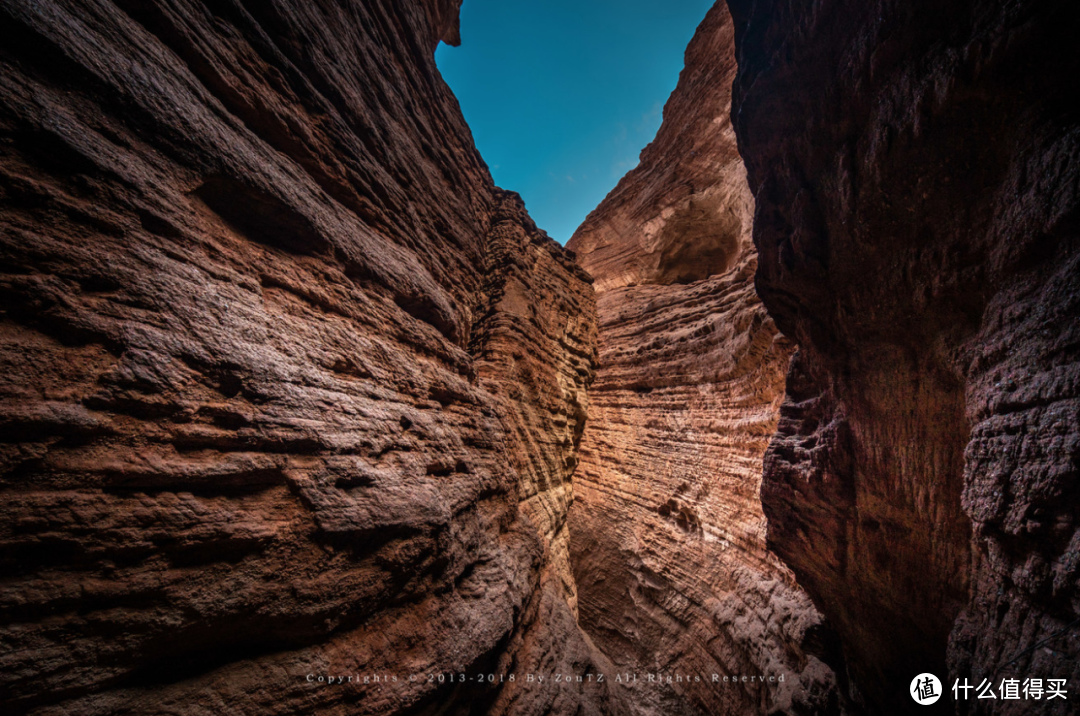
728;0;1080;711
567;5;841;714
0;1;619;714
568;5;753;295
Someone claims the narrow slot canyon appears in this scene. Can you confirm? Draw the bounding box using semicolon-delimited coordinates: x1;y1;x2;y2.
0;2;1077;716
566;7;839;714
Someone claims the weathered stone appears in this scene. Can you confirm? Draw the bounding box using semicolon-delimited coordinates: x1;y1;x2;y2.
0;1;618;714
729;0;1080;711
567;5;842;715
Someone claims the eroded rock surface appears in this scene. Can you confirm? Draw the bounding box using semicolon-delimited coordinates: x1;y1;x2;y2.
0;1;618;714
567;5;841;714
729;0;1080;711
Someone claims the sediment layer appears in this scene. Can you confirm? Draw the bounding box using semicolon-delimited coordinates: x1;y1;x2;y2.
0;1;618;714
729;0;1080;711
568;5;841;714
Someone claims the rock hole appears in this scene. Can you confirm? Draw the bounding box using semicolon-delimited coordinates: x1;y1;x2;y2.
192;174;331;256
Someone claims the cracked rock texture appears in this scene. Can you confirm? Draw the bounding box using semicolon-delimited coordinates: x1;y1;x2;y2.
729;0;1080;712
0;1;620;714
567;5;841;715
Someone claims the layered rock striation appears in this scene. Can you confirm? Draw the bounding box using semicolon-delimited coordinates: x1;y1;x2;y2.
567;5;841;715
729;0;1080;711
0;1;618;714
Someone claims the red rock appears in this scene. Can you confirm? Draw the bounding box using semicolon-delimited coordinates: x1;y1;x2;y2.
0;1;619;714
729;0;1080;711
567;5;842;714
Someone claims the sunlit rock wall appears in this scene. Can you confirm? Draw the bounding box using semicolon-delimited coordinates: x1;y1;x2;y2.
729;0;1080;711
567;4;841;715
0;1;620;714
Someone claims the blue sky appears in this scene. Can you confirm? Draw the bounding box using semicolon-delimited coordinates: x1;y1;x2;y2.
435;0;714;245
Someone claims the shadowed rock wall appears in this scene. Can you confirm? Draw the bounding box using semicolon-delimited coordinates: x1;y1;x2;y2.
0;1;620;714
567;5;841;715
728;0;1080;711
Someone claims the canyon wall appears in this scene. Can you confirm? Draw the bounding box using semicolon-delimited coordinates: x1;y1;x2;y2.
567;5;841;715
728;0;1080;712
0;1;619;714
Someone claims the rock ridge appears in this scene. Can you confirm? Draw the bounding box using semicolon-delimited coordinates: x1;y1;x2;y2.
567;4;842;715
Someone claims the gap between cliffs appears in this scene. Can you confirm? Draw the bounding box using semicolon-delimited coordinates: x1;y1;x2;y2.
562;5;842;715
